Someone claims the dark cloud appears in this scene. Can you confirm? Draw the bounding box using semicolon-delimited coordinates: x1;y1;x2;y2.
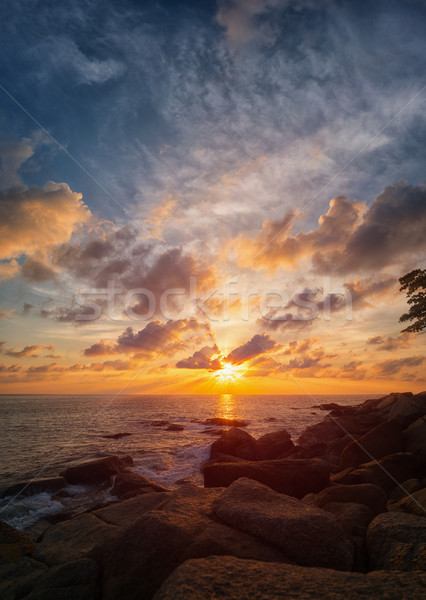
41;298;108;324
0;363;22;373
83;340;117;357
367;332;413;351
21;256;57;282
241;183;426;275
176;345;221;370
226;333;278;365
3;344;55;358
375;355;425;377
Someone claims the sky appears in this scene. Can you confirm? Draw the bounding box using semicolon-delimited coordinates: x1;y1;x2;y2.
0;0;425;395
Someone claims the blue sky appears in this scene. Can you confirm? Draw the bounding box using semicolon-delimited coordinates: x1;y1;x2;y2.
0;0;425;392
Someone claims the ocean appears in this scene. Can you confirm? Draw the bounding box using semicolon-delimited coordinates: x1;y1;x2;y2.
0;393;380;530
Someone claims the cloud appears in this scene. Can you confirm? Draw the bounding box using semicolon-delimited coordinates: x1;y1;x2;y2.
0;181;91;278
176;345;221;370
367;332;413;351
3;344;56;358
0;140;34;187
83;318;214;359
0;363;22;373
375;355;425;377
238;182;426;275
226;332;278;365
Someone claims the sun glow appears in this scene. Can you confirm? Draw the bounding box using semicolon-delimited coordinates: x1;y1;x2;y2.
214;362;244;383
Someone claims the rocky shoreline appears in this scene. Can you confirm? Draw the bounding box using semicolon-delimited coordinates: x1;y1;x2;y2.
1;391;425;599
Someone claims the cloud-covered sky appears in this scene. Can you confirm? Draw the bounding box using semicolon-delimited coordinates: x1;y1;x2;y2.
0;0;425;393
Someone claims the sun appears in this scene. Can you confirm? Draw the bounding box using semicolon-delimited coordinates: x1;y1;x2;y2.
214;362;244;383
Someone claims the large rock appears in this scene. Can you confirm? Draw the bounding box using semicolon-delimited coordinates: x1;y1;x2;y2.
203;418;248;427
405;416;426;461
332;452;423;493
303;483;387;515
112;471;169;500
0;477;67;499
212;478;354;570
255;429;293;460
376;392;413;412
210;428;257;460
32;513;119;566
319;502;375;537
367;512;426;571
92;492;172;528
388;487;426;517
389;393;426;426
297;419;344;449
203;458;330;498
0;520;35;561
340;419;405;468
153;555;426;600
0;556;46;600
60;455;133;485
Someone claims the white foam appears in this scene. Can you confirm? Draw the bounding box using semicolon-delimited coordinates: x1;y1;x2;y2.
0;492;64;531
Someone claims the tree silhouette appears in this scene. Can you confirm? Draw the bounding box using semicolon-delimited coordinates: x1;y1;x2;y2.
399;269;426;333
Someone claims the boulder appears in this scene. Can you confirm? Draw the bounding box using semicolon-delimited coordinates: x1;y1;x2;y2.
0;556;46;600
212;478;354;570
166;424;184;431
340;419;406;468
404;416;426;461
388;393;426;426
1;476;67;499
388;487;426;517
376;392;413;412
153;555;426;600
203;458;330;498
59;455;133;485
388;478;421;503
92;492;172;528
303;483;387;515
32;513;119;566
319;502;375;537
210;427;257;460
202;418;248;427
297;419;345;449
332;452;423;493
0;520;35;561
102;432;132;439
112;471;169;499
367;511;426;571
255;429;293;460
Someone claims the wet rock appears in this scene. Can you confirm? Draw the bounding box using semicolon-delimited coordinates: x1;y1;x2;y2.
32;513;119;566
203;418;249;427
203;458;330;498
102;432;132;439
210;427;257;460
0;520;35;561
1;477;67;499
166;424;184;431
367;511;426;571
212;478;354;570
153;555;426;600
60;455;133;485
112;471;169;500
303;483;387;515
92;492;172;528
150;420;170;427
255;429;294;460
340;419;406;468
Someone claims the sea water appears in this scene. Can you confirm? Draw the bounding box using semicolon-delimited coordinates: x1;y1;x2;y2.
0;393;379;529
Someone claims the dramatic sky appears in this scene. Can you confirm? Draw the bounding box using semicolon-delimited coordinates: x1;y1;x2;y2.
0;0;425;394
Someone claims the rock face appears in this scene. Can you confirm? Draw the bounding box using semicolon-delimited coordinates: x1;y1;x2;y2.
153;555;426;600
255;429;294;460
389;487;426;516
60;455;133;485
212;478;354;570
203;458;330;498
0;520;35;561
303;483;387;515
367;512;426;571
340;420;406;468
0;477;67;499
209;427;257;460
404;416;426;461
389;392;426;426
112;471;169;500
332;452;423;493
